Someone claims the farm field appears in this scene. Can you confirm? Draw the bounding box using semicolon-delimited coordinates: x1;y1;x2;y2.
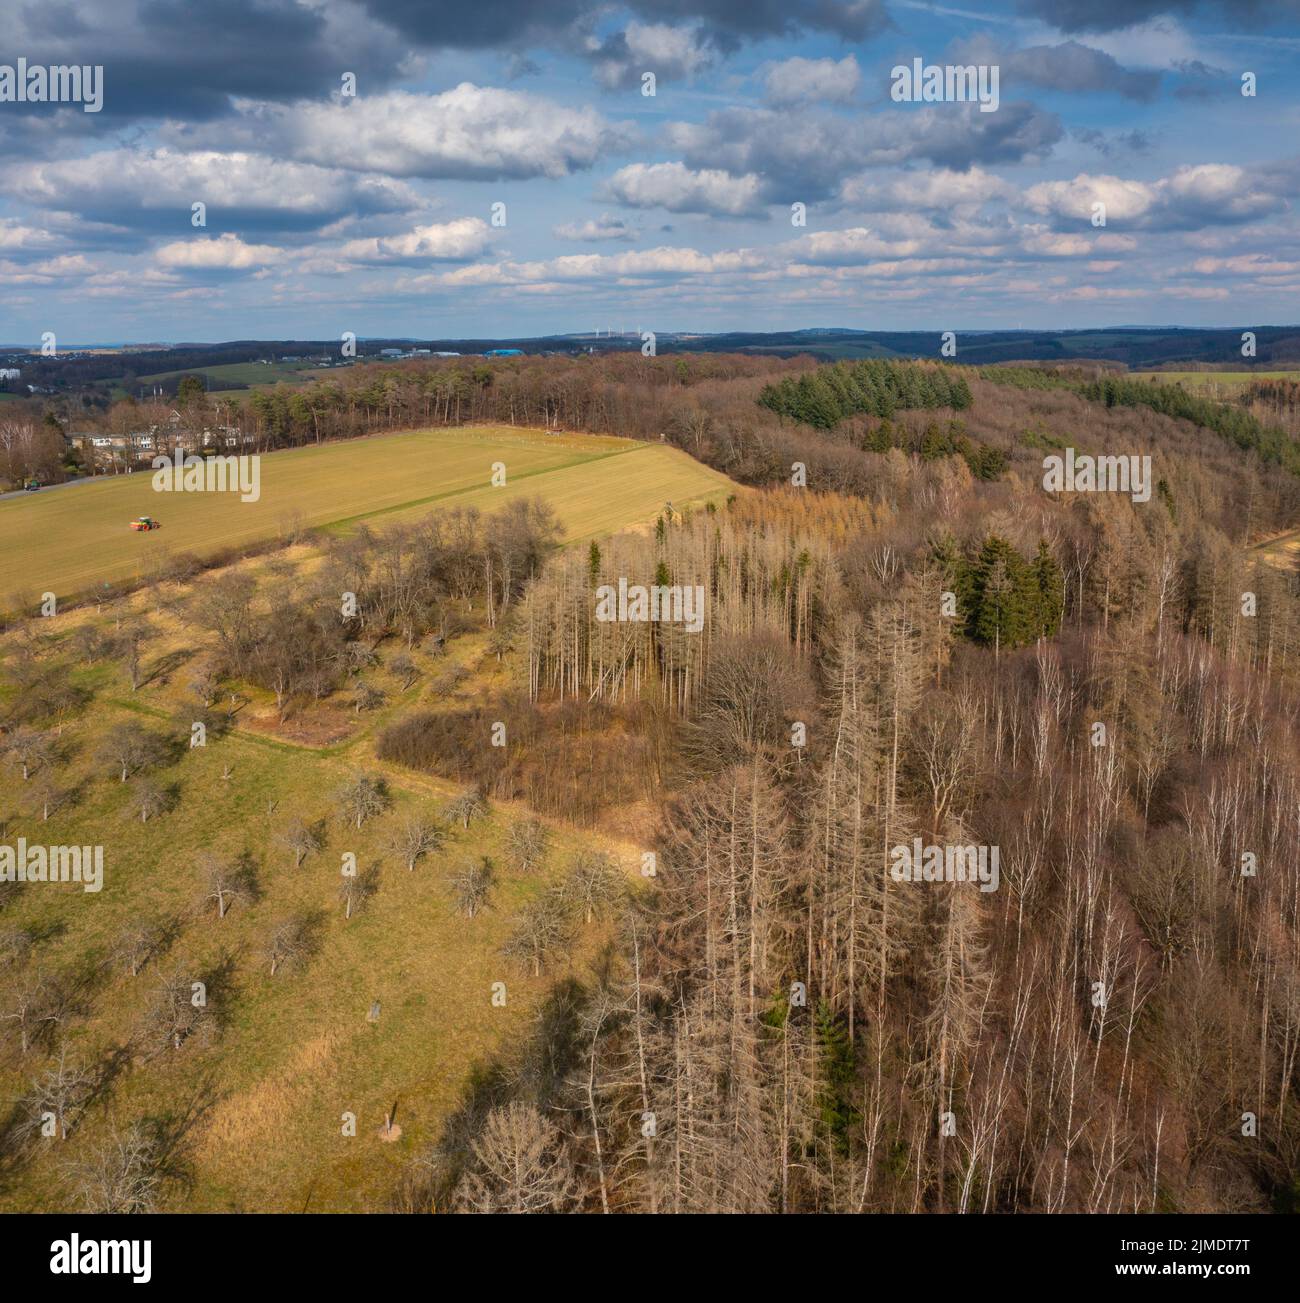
0;426;735;609
1132;369;1300;387
131;360;324;388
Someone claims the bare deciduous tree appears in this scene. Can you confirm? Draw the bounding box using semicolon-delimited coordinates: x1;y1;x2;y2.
502;887;574;977
352;680;386;714
388;814;443;871
277;816;323;868
335;773;390;830
2;726;52;781
450;856;494;918
97;721;163;784
131;777;168;823
197;851;257;920
338;863;381;920
14;1045;94;1142
66;1121;168;1213
112;919;173;979
505;816;550;875
263;912;323;977
562;849;621;925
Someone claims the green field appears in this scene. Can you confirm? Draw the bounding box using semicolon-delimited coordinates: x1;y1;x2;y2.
114;359;325;400
133;360;322;387
0;426;734;608
1132;369;1300;388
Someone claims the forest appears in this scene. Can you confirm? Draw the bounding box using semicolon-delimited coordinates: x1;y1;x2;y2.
388;361;1300;1213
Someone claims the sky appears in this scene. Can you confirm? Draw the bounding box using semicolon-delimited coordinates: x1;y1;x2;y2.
1;0;1299;343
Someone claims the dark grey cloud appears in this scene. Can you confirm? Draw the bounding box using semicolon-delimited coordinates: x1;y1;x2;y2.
1016;0;1300;31
358;0;889;52
956;39;1160;101
7;0;410;124
1073;127;1155;156
1173;60;1233;101
634;0;890;47
355;0;590;49
667;101;1062;202
1015;0;1198;31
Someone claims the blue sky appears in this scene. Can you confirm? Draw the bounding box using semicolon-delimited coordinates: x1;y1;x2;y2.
1;0;1298;342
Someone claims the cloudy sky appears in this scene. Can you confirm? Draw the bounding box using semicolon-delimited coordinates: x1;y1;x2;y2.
2;0;1298;343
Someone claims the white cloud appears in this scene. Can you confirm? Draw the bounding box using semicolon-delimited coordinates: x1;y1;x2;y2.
602;161;766;216
435;244;763;289
1191;253;1300;276
1021;229;1098;256
591;23;714;89
1073;17;1203;71
248;85;632;181
762;55;860;106
3;149;419;229
783;227;923;265
337;218;491;264
841;166;1015;212
156;233;282;270
1024;164;1288;230
1024;173;1156;223
553;213;639;242
0;218;61;253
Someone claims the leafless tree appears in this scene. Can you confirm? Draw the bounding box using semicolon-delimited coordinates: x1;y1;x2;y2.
352;680;386;714
14;1045;94;1142
505;816;550;875
561;849;621;925
390;652;420;690
0;925;35;968
97;721;163;784
31;776;72;822
335;773;390;829
449;857;494;918
262;912;322;977
115;618;154;692
343;640;378;675
277;816;323;868
502;888;574;977
388;814;443;871
112;919;173;979
140;967;217;1054
2;726;52;781
131;777;168;823
454;1102;576;1213
338;864;381;920
197;851;257;920
444;789;488;829
66;1121;168;1213
0;970;68;1055
187;665;220;709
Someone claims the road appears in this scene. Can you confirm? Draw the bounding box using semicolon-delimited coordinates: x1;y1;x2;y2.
0;475;98;503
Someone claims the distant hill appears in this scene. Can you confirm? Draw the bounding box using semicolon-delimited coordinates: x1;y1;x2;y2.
7;327;1300;400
